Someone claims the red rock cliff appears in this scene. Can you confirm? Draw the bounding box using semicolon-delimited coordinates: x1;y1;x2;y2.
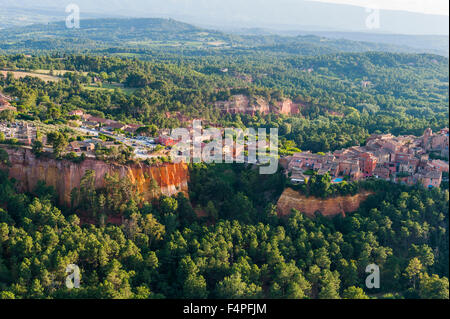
274;99;301;115
215;95;302;116
1;146;189;206
277;188;373;218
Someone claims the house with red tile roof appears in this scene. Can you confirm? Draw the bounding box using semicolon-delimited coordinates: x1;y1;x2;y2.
68;110;84;117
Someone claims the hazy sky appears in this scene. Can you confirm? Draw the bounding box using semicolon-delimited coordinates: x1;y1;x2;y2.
4;0;449;16
310;0;449;16
1;0;449;34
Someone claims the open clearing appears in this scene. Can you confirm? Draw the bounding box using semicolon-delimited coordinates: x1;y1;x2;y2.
34;69;89;76
1;69;89;81
83;83;138;95
0;70;61;82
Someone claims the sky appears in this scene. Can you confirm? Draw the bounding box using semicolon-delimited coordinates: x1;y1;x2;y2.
1;0;449;34
309;0;449;16
3;0;448;16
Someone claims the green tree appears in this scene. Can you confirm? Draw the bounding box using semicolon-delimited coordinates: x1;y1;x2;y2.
342;286;369;299
183;274;208;299
215;273;262;299
32;140;44;156
405;257;423;290
0;149;10;166
0;291;15;299
159;196;178;215
47;131;68;158
0;110;16;122
419;274;449;299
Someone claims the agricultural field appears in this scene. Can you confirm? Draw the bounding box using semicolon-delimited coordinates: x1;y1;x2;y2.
0;69;61;82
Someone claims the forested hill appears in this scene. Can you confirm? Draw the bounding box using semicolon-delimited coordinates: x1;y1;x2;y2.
0;18;445;56
0;52;448;153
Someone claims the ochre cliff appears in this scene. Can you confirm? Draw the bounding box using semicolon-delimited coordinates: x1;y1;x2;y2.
215;94;301;116
274;99;301;115
215;94;270;115
277;188;373;218
1;146;189;206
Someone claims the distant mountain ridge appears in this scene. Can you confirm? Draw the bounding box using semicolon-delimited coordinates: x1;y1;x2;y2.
0;17;447;56
224;28;449;57
1;0;448;35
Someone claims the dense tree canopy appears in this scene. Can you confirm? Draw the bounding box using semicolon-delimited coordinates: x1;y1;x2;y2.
0;164;448;299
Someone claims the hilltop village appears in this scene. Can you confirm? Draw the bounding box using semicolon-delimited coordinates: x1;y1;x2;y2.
1;91;449;189
0;105;174;161
284;128;449;189
0;105;249;162
1;117;448;190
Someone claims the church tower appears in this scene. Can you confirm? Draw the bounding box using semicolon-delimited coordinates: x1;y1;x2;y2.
422;128;433;150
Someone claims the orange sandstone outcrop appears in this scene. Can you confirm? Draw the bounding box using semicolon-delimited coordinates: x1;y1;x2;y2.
1;146;189;206
215;94;270;115
215;95;301;116
277;188;373;218
274;99;301;115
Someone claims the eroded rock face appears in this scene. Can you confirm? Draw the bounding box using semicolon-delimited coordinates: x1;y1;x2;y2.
274;99;301;115
1;146;189;206
215;95;269;115
276;188;373;218
215;95;301;116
